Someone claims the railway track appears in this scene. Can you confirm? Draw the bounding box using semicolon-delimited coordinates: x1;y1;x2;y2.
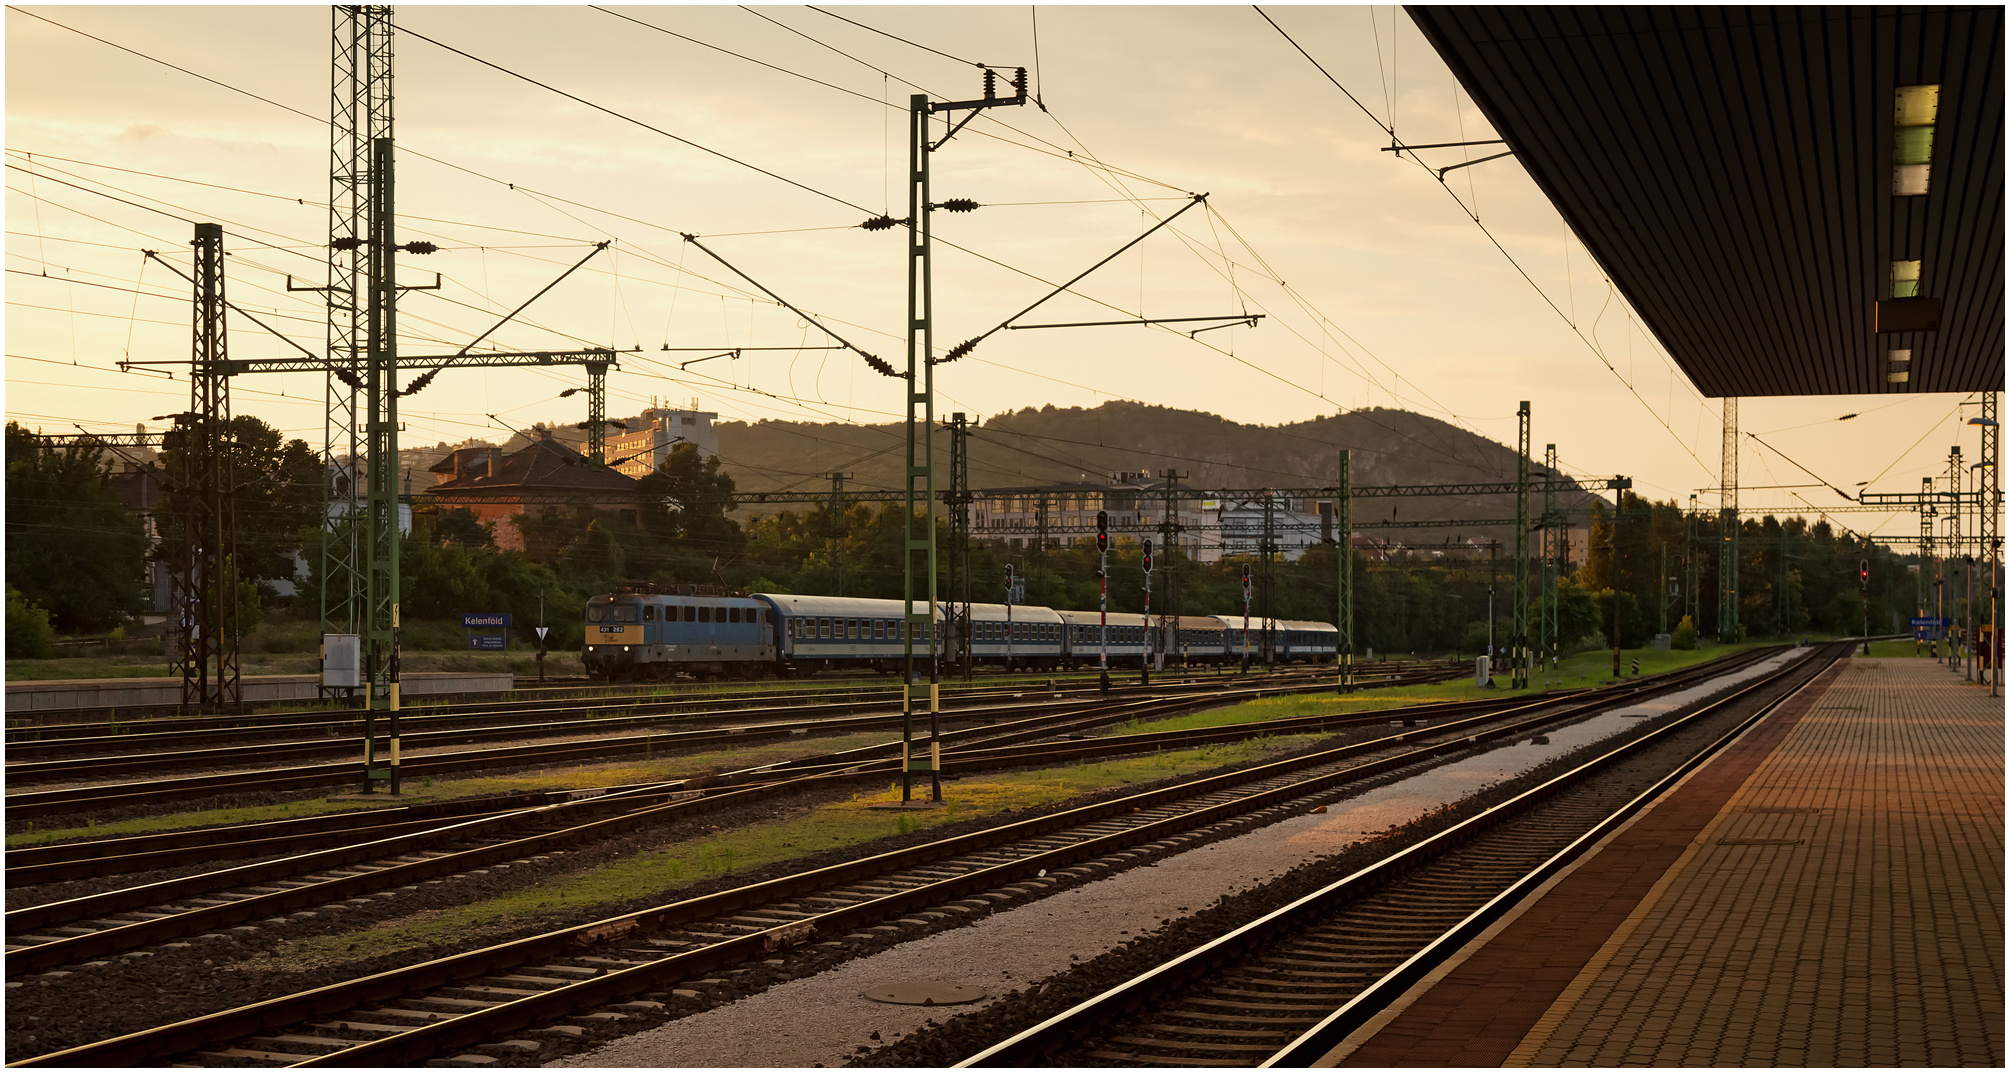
3;681;1597;972
8;648;1784;1066
3;668;1457;821
7;661;1444;733
957;642;1845;1067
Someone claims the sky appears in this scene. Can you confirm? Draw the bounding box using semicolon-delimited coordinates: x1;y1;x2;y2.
5;5;1992;541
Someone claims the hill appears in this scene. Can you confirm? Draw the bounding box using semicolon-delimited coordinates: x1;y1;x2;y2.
715;402;1606;544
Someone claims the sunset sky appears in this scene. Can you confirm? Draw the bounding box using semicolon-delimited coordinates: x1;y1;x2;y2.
6;6;1989;537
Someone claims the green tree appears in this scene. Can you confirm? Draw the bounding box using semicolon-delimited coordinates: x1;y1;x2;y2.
7;585;56;657
4;422;148;631
156;414;322;590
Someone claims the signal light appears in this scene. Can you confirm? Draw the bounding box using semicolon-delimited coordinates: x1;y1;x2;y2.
1096;510;1108;553
1142;539;1153;573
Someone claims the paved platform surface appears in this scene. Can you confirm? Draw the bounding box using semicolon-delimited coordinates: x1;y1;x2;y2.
1327;655;2004;1067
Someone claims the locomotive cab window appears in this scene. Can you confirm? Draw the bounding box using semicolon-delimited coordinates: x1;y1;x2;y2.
642;605;655;621
588;605;607;622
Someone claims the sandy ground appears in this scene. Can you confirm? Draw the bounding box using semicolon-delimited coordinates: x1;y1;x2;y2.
550;651;1803;1068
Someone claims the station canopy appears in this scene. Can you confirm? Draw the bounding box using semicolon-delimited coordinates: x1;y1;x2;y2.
1409;6;2003;398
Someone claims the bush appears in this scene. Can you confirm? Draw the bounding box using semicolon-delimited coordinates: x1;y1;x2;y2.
7;586;55;658
1671;615;1698;650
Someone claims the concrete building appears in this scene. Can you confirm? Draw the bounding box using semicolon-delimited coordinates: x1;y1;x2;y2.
608;402;719;479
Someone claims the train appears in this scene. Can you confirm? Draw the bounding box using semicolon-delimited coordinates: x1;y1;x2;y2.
582;590;1338;681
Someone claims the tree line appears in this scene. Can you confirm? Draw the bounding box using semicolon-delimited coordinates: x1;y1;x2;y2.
7;422;1917;658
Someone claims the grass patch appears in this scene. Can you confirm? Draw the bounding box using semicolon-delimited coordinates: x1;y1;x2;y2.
1112;642;1780;737
4;729;906;848
268;733;1324;964
1861;637;1960;659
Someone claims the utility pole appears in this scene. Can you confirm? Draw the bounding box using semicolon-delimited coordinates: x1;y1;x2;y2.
1336;450;1352;692
1686;494;1701;629
1541;443;1559;670
1159;469;1187;666
1141;538;1154;686
166;222;242;716
1096;508;1110;694
1034;492;1051;566
318;5;389;658
1973;394;2001;696
946;413;972;680
899;72;1026;803
1513;401;1530;687
1260;490;1277;667
1241;563;1253;673
1949;445;1963;670
1719;397;1740;642
826;471;853;596
1611;494;1624;680
1660;539;1670;635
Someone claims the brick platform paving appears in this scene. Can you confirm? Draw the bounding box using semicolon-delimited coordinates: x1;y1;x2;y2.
1328;656;2003;1067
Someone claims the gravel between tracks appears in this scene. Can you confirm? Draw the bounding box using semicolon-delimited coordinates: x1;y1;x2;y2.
550;651;1804;1068
4;722;1380;1062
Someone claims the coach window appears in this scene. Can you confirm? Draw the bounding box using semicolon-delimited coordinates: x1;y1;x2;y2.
643;605;656;621
731;607;743;624
820;617;831;638
697;606;709;623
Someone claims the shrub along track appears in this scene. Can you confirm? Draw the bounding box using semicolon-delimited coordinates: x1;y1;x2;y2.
6;649;1782;1066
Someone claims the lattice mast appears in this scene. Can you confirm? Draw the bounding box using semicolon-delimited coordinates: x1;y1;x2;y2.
173;222;242;714
318;6;390;646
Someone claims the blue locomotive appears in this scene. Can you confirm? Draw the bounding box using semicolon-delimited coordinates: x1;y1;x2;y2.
581;590;1338;681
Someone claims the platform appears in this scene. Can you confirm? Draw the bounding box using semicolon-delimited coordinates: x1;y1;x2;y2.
1322;655;2004;1067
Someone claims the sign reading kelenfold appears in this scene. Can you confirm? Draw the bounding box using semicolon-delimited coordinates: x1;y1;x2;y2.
462;613;513;628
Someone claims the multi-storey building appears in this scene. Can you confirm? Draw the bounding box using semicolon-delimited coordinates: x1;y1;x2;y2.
607;402;719;478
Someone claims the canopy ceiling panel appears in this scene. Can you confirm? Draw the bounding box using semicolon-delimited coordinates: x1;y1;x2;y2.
1409;5;2003;397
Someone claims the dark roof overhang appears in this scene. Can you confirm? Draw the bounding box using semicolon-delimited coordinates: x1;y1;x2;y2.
1408;5;2003;397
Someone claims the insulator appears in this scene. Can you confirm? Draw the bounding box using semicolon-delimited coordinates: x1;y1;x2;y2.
943;338;978;363
938;198;980;213
398;369;437;398
861;215;899;231
400;240;440;255
863;353;904;379
1014;67;1028;96
984;68;997;99
330;236;363;251
333;368;361;390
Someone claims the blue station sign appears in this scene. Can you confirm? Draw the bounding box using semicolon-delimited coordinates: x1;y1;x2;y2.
468;634;507;650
